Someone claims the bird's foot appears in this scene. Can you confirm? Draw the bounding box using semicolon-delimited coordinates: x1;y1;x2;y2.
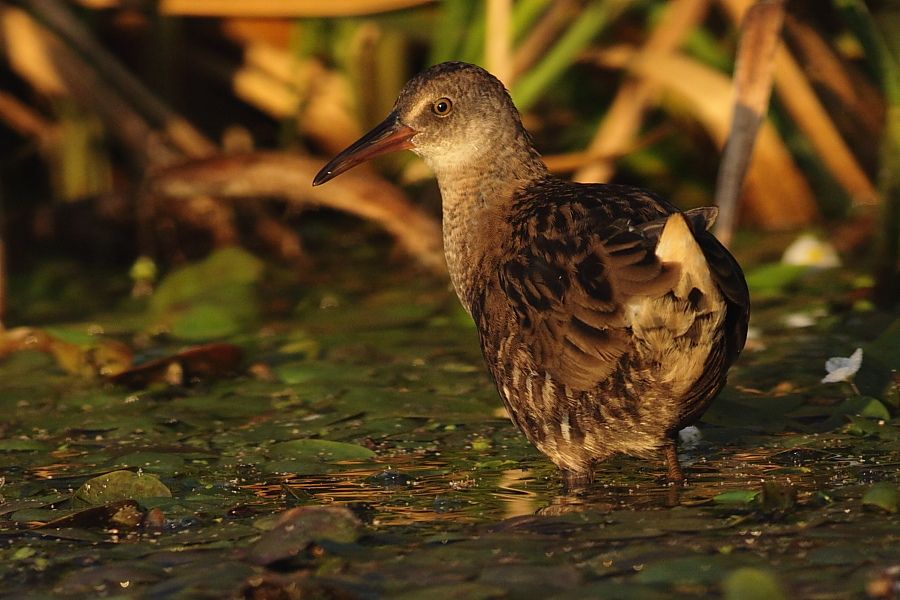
561;468;594;492
663;441;685;486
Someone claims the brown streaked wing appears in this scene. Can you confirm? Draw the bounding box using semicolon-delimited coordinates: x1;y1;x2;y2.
499;212;678;392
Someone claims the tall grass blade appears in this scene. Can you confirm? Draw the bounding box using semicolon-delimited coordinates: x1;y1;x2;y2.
836;0;900;307
430;0;474;64
512;0;630;112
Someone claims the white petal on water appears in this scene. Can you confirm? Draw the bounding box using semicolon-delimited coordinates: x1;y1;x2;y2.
782;234;841;267
678;426;702;447
821;347;863;383
784;312;816;329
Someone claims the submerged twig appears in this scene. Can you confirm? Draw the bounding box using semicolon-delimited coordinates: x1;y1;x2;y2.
714;0;785;247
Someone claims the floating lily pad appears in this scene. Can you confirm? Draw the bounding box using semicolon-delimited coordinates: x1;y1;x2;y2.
862;483;899;513
722;567;787;600
713;490;760;505
149;248;263;340
636;554;765;585
0;438;52;452
247;505;362;565
75;470;172;504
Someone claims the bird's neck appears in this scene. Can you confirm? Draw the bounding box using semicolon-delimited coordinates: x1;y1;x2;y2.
434;149;548;312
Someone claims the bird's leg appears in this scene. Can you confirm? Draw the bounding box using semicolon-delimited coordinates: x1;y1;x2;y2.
663;439;684;485
562;468;594;491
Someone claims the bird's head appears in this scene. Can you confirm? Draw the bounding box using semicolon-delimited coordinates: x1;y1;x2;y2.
313;62;536;186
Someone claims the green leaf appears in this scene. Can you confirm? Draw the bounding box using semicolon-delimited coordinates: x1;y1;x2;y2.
43;326;95;346
846;396;891;420
862;482;899;513
0;438;52;452
744;263;807;293
75;470;171;505
149;248;264;340
713;490;760;505
844;416;900;438
170;303;242;340
722;568;787;600
512;0;629;111
867;318;900;374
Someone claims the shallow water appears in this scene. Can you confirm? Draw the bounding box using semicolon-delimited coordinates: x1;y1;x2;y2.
1;256;898;598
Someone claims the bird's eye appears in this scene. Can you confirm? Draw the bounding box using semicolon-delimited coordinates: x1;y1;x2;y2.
432;98;453;116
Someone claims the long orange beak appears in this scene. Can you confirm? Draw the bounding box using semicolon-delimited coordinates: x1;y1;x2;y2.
312;112;417;186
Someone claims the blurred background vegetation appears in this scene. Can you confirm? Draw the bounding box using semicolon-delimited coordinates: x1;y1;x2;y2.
0;0;897;330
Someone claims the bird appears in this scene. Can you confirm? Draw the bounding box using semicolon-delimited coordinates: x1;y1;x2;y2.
313;62;749;488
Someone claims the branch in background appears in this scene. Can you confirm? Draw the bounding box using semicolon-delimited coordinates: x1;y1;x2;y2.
23;0;216;158
719;0;879;206
253;215;309;266
714;0;784;248
2;5;177;165
573;0;709;183
590;45;817;229
149;153;447;275
784;13;884;139
0;228;6;330
835;0;900;308
158;0;436;18
7;2;319;266
544;123;673;174
0;89;56;146
203;27;363;153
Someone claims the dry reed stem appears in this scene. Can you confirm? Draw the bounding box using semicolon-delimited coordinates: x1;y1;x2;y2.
714;0;784;247
159;0;436;18
512;0;579;79
3;7;174;164
784;14;883;137
150;154;446;274
544;124;672;173
25;0;217;158
592;45;817;228
1;7;67;94
573;0;709;183
0;89;55;143
486;0;513;87
3;6;242;249
720;0;879;205
217;27;363;153
0;232;5;330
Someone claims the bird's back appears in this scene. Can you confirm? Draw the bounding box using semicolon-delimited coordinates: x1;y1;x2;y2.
467;178;749;473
